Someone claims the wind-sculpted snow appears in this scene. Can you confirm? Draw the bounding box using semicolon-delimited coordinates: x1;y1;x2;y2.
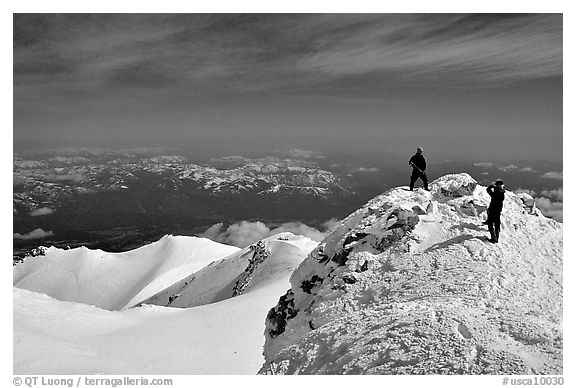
13;235;241;310
261;173;562;375
13;233;316;311
13;233;317;374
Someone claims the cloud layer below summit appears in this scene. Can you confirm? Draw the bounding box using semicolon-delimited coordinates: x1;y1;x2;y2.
200;219;340;248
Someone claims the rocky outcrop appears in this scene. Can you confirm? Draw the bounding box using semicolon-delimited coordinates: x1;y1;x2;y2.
516;192;539;215
13;246;47;266
232;241;271;297
434;173;477;198
260;173;562;375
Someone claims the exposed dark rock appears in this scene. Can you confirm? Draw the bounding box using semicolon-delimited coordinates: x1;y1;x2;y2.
13;246;48;266
412;205;426;215
387;209;420;230
301;275;324;294
312;246;330;263
267;290;298;338
317;253;330;263
233;240;271;297
331;248;352;266
343;233;369;247
342;274;357;284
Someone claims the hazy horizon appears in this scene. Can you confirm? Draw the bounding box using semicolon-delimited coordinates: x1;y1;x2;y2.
14;14;563;163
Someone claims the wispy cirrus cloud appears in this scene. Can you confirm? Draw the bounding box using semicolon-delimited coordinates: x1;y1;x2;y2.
13;14;563;162
14;13;562;104
297;14;562;84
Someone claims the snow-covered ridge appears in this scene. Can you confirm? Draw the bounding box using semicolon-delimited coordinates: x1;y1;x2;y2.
261;173;562;374
135;234;318;309
13;232;318;311
13;235;241;310
14;232;318;374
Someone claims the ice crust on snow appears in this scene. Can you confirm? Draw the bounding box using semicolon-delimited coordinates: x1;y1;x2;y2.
261;173;562;375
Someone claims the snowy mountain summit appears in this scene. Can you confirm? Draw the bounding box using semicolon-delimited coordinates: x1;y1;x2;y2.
261;173;562;375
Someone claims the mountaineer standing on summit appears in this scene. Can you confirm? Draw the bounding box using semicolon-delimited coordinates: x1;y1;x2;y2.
408;147;429;191
486;179;505;243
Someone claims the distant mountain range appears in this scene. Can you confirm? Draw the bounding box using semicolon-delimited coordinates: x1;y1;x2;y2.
13;149;352;214
13;148;562;259
13;148;359;257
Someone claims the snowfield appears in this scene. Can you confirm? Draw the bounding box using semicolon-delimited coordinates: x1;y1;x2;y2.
13;236;242;310
13;234;317;374
13;173;563;375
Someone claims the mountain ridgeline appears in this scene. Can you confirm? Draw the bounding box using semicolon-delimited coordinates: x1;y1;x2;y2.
13;150;359;258
260;173;562;375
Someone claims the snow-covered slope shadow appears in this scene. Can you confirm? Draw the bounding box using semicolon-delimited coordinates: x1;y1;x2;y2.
13;233;317;374
13;235;241;311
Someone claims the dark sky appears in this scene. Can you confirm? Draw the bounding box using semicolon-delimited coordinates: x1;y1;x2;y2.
13;14;563;162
